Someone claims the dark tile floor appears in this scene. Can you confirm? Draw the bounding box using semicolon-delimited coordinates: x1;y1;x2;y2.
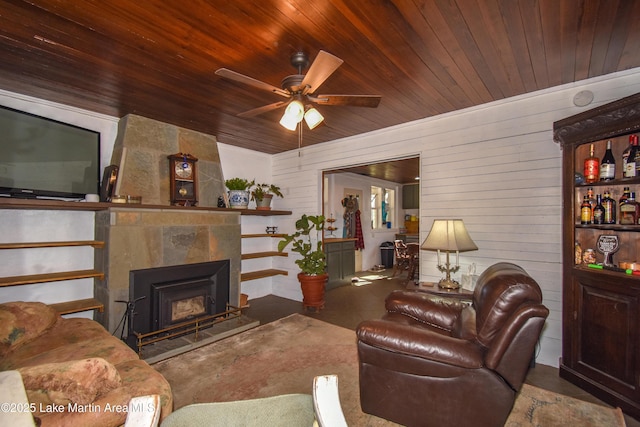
243;272;639;427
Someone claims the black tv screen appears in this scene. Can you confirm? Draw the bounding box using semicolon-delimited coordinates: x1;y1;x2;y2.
0;105;100;199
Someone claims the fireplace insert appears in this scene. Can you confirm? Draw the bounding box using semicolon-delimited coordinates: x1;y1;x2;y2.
127;260;230;349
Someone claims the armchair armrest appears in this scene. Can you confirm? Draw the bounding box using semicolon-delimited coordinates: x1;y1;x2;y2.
385;290;465;331
357;319;484;369
0;371;37;427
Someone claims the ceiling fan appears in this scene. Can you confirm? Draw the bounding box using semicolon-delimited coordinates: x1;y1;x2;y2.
215;50;381;130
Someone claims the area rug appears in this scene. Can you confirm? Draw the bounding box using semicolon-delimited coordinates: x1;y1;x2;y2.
508;384;626;427
153;314;625;427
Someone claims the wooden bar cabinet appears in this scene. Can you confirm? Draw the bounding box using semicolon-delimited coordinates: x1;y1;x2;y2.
554;93;640;419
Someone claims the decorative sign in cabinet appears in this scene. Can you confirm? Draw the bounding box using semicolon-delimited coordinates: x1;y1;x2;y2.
554;92;640;419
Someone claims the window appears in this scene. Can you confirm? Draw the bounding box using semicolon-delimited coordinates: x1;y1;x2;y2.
371;186;395;229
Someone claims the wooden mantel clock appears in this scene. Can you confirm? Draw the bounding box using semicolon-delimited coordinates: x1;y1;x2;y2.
168;153;198;206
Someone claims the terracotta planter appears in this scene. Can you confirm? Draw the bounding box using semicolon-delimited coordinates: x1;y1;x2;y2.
255;194;273;210
298;272;327;311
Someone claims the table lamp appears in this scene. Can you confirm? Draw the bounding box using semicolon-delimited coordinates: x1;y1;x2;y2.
421;219;478;289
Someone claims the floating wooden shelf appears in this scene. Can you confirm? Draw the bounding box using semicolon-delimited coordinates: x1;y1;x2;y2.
0;269;105;287
0;198;240;212
240;269;288;282
241;233;286;238
49;298;104;315
240;209;292;216
0;240;105;249
241;251;288;260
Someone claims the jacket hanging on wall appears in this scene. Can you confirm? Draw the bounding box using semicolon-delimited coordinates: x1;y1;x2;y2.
342;195;365;249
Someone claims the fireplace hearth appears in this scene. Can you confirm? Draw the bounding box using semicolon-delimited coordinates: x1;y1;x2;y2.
126;260;230;350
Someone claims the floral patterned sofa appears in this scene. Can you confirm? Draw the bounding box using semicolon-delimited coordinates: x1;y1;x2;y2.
0;301;173;427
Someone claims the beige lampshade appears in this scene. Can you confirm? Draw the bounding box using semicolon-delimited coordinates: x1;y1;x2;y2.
421;219;478;252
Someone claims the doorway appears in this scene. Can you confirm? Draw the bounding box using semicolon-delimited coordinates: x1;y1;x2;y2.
322;156;420;272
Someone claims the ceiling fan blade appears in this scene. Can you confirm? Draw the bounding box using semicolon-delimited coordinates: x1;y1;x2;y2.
310;94;381;108
215;68;290;98
300;51;344;94
237;101;288;118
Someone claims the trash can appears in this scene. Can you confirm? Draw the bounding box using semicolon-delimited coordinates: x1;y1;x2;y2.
380;241;395;269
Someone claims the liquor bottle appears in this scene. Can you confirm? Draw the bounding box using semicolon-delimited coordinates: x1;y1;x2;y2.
586;187;595;222
592;194;605;224
580;196;592;224
574;241;583;265
618;187;630;224
619;191;638;225
635;140;640;177
584;143;599;184
599;140;615;181
619;186;630;205
622;134;638;178
602;191;617;224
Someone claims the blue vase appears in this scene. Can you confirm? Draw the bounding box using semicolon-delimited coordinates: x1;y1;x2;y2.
228;190;249;209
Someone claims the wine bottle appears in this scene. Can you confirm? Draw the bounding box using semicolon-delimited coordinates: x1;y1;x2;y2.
586;187;595;222
599;140;615;181
584;143;599;184
593;194;605;224
592;194;605;224
622;134;638;178
580;196;591;224
620;191;638;225
602;190;616;224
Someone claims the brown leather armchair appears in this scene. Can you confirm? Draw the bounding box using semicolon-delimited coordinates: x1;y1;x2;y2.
356;262;549;427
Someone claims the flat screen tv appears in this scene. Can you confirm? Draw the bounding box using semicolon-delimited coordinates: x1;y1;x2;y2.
0;105;100;199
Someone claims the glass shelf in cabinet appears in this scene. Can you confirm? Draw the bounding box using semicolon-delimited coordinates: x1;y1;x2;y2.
575;224;640;232
575;176;640;188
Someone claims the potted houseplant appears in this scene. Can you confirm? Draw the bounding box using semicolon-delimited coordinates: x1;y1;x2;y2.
225;177;254;209
250;183;284;210
278;214;327;310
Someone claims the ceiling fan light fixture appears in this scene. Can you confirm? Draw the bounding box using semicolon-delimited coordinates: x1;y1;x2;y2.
285;100;304;121
280;100;306;130
218;50;381;136
279;113;299;131
304;107;324;130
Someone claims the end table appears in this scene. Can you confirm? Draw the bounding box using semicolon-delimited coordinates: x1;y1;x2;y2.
406;282;473;305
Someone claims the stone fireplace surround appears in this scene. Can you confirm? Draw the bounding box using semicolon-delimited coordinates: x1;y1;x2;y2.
94;195;242;337
93;114;242;337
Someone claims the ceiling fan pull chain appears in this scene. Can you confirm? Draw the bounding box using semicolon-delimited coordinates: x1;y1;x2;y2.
298;122;303;157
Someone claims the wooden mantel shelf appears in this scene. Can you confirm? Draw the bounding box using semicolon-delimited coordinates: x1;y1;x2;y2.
0;198;291;215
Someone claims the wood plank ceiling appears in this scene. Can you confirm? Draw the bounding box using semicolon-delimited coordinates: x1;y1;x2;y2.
326;157;421;184
0;0;639;157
